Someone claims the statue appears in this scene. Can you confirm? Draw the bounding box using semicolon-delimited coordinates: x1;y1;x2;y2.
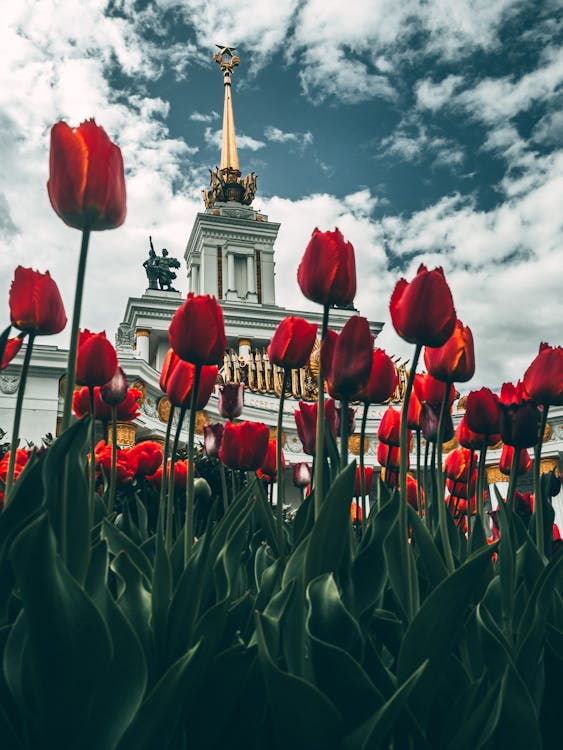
143;237;181;292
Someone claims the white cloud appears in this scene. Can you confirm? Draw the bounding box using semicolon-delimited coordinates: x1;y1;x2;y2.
190;110;220;122
380;124;464;168
204;127;265;151
264;126;313;150
416;75;465;111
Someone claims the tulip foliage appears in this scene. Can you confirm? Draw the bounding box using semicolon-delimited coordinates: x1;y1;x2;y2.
0;128;561;750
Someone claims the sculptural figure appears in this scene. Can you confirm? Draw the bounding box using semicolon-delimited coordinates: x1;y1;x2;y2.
143;237;181;292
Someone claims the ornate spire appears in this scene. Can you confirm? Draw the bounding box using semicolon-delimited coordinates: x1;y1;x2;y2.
203;46;258;209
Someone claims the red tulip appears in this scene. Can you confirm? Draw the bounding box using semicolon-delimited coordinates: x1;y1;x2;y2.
292;462;312;488
456;415;500;450
147;460;188;489
499;445;532;475
75;329;118;387
350;501;363;524
423;320;475;383
126;441;163;477
357;349;398;404
499;381;541;448
420;401;454;444
335;404;356;436
294;400;338;455
386;470;419;509
203;423;224;459
160;348;181;392
73;386;141;422
0;449;29;486
354;466;374;496
390;264;456;347
377;442;405;471
169;293;226;366
268;316;318;369
407;387;422;429
1;338;23;369
47;119;126;231
321;316;373;400
9;266;67;335
464;388;501;436
377;406;408;447
166;361;218;409
523;342;563;406
219;421;270;470
514;491;534;517
444;447;473;481
95;441;136;485
257;439;285;482
413;373;456;407
217;383;245;420
297;227;356;307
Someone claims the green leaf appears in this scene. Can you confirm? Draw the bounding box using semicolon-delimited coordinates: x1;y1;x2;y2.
304;461;356;586
253;478;282;557
112;551;154;670
408;503;448;590
43;418;91;583
101;519;153;584
292;491;315;547
151;528;172;665
255;613;343;750
445;677;502;750
341;660;428;750
384;516;418;621
306;573;364;662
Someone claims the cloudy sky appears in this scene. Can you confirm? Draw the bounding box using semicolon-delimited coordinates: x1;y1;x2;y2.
1;0;562;390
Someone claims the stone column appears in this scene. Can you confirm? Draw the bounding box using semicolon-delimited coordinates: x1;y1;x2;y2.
246;255;258;302
136;328;150;362
191;264;200;293
226;252;237;299
238;338;251;362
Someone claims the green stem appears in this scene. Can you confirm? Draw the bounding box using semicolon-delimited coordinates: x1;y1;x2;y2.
166;404;186;554
61;228;91;432
423;438;430;529
108;406;118;514
415;428;422;516
5;333;35;502
313;304;330;520
219;462;229;515
505;446;520;511
340;398;350;470
184;365;201;567
276;369;290;530
436;382;455;571
88;387;96;528
466;450;475;549
475;445;488;531
359;402;369;525
533;406;549;557
159;403;175;518
399;343;421;621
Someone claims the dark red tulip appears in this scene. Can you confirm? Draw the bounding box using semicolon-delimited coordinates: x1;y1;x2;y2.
423;319;475;383
355;466;374;496
100;367;128;406
377;406;406;447
413;373;456;407
324;398;339;438
166;361;218;409
47;119;126;231
203;422;224;459
420;401;454;444
335;404;356;436
499;381;541;448
297;227;356;307
75;329;118;387
390;264;456;347
407;388;422;429
1;338;23;369
456;415;500;450
257;439;285;482
95;441;136;485
386;470;418;508
499;445;532;475
147;460;188;489
160;348;181;392
292;462;312;488
294;400;338;455
321;316;373;400
377;442;405;471
523;342;563;406
465;387;501;436
268;316;318;369
356;348;398;404
127;441;163;477
169;293;226;366
9;266;67;335
0;449;29;486
73;386;142;422
217;383;245;420
219;421;269;470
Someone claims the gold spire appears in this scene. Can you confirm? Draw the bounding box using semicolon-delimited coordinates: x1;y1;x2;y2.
214;45;240;171
203;46;258;209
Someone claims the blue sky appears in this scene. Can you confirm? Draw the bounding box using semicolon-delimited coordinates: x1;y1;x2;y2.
1;0;562;389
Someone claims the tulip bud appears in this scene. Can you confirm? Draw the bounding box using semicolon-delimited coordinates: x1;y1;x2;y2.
204;422;224;459
76;329;118;387
1;337;23;369
218;383;245;420
100;367;128;406
499;382;541;448
268;316;318;370
292;462;312;488
297;227;356;307
499;445;532;476
420;401;454;444
9;267;67;336
542;469;561;499
523;342;563;406
194;477;212;503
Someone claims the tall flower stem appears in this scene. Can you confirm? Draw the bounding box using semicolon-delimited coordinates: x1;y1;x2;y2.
466;449;476;548
166;404;186;553
219;462;229;515
61;228;91;432
184;365;201;567
313;304;330;520
88;387;96;528
5;332;35;501
340;398;350;470
359;402;369;524
108;406;118;514
506;448;520;511
533;406;549;557
436;383;455;571
276;369;290;530
415;428;422;516
159;404;176;519
399;343;421;621
423;439;430;528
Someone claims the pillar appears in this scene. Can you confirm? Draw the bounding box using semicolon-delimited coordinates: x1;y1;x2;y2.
136;328;150;362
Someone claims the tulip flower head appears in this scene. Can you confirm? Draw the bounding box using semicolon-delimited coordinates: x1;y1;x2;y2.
354;466;374;497
268;316;318;370
169;293;226;366
218;383;245;420
166;361;218;409
294;400;338;456
73;386;141;422
523;342;563;406
357;348;399;404
499;445;532;476
75;330;118;387
423;319;475;383
464;387;501;436
100;367;128;406
219;421;270;471
9;267;67;336
297;227;356;307
377;406;404;447
257;439;285;482
47;119;126;231
204;423;224;459
126;441;163;478
390;264;456;347
1;338;23;369
292;462;312;488
499;381;541;448
159;348;181;393
321;316;373;400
